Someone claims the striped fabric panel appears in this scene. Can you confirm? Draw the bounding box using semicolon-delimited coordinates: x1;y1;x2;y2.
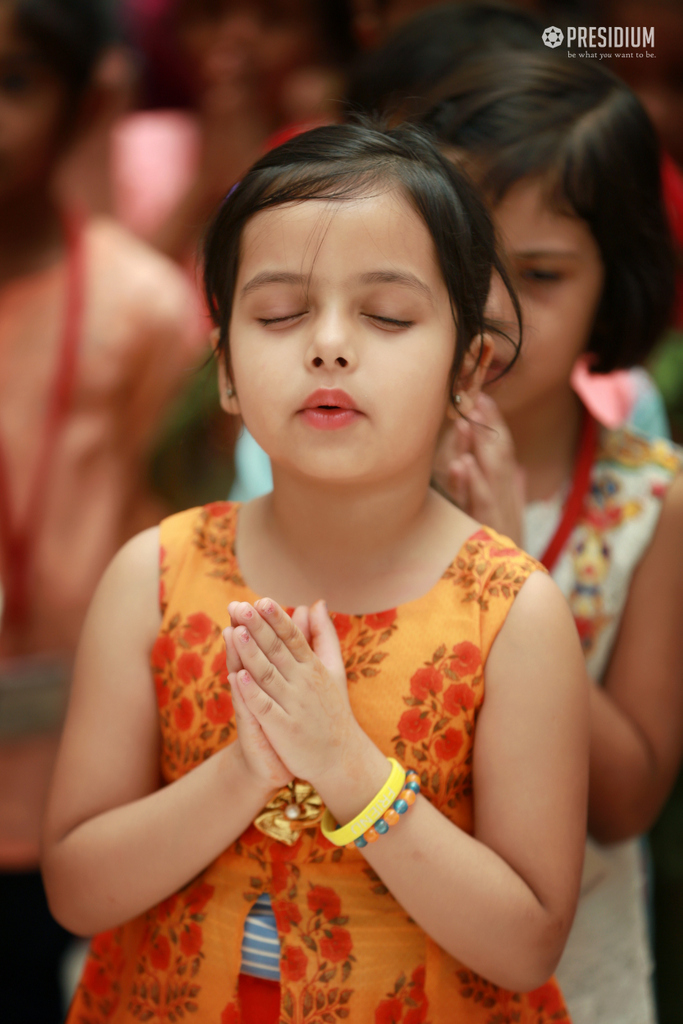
240;892;282;980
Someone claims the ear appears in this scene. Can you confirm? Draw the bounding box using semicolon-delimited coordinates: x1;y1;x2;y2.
447;333;494;420
215;334;241;416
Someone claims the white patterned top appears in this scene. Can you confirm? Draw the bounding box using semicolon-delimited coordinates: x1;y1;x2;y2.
524;426;681;1024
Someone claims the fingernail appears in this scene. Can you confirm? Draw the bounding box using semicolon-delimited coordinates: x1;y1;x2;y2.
242;604;253;619
241;671;252;684
238;628;250;644
259;599;275;616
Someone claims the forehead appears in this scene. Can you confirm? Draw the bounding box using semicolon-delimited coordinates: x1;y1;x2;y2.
236;190;443;284
493;177;598;254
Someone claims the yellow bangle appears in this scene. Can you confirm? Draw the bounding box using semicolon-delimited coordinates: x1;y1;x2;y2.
320;758;406;847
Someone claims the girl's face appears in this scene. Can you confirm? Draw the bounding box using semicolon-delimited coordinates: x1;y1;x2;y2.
0;4;69;201
225;190;469;487
484;177;605;419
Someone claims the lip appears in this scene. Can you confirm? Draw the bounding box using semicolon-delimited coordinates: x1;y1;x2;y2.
298;388;362;431
301;388;360;411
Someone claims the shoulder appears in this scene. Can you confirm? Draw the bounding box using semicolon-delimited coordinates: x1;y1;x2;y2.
597;425;682;479
84;216;202;334
159;503;240;608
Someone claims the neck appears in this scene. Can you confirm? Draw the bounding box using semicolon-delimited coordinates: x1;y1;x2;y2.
270;465;435;573
243;457;448;610
504;386;584;502
0;189;65;284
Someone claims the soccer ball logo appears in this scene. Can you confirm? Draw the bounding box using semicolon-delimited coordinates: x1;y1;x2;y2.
542;26;564;47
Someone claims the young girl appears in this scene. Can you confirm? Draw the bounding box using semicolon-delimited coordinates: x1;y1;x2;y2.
42;122;589;1024
422;53;683;1024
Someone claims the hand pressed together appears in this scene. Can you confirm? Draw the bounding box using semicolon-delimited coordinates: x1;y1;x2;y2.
224;598;369;792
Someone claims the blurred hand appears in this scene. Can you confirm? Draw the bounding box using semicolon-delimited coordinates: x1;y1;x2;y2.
434;393;526;546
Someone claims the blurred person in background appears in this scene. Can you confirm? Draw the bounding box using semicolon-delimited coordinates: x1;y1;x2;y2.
0;1;201;1020
422;52;683;1024
113;0;356;264
345;0;675;441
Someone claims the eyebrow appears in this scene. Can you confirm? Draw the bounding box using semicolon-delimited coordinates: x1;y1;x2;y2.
512;249;580;259
240;268;433;298
358;270;432;296
240;271;306;297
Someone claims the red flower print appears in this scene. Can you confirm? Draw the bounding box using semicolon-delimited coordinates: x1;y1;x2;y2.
185;882;214;915
410;666;443;700
206;501;230;518
319;925;353;963
398;707;430;742
272;862;289;895
240;824;263;846
154;676;170;708
206;690;233;724
151;634;176;670
528;982;564;1016
179;921;203;957
307;885;341;921
273;900;302;933
149;935;171;971
450;641;481;676
404;1005;428;1024
183;612;214;645
211;651;229;681
157;895;178;921
443;682;475;717
271;836;302;861
281;944;308;982
375;997;403;1024
412;965;425;989
178;651;203;685
90;931;114;958
434;727;464;762
173;697;195;731
365;609;397;631
221;1004;240;1024
83;959;111;997
331;612;353;641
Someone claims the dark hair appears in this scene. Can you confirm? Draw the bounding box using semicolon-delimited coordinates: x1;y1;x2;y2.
420;52;676;373
203;120;521;401
13;0;118;100
344;2;545;120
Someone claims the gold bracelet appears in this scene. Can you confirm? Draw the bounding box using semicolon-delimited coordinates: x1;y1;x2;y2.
320;758;406;847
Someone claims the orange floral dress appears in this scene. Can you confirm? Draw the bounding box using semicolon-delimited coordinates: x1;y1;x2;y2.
67;502;569;1024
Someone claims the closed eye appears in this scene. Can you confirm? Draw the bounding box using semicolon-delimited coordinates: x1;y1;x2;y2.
258;312;307;325
366;314;414;329
520;269;562;283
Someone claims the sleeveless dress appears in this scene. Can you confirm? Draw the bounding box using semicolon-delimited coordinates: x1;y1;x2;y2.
524;426;682;1024
66;502;569;1024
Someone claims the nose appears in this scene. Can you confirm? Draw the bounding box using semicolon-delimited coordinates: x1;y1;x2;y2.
306;307;358;372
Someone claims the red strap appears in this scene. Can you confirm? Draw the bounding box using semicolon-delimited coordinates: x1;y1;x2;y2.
0;213;86;630
540;410;599;572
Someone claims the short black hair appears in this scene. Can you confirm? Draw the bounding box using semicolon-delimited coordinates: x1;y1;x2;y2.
344;1;546;120
13;0;118;100
420;52;676;373
203;120;521;401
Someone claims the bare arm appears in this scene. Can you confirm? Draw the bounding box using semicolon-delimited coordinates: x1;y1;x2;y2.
587;472;683;842
228;574;589;991
41;528;289;936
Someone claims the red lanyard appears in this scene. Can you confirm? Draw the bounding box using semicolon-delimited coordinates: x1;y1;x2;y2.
540;409;599;572
0;214;85;631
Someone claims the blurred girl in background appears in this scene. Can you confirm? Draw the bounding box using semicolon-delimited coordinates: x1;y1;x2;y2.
423;53;683;1024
